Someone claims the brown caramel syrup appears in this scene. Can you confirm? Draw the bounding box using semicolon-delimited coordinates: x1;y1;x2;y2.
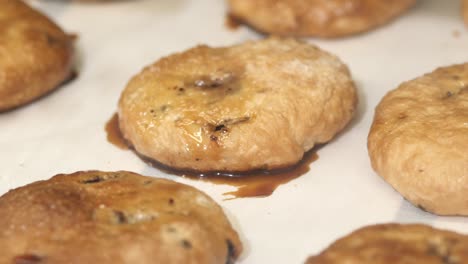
177;152;318;200
105;113;319;199
105;113;129;150
225;13;241;30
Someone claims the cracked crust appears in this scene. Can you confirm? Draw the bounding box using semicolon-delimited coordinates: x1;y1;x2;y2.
306;224;468;264
118;37;357;172
368;63;468;216
227;0;416;38
0;171;242;264
0;0;74;112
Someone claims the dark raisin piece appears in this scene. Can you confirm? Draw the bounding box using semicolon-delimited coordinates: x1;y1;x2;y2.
181;240;192;249
113;210;127;224
215;124;226;131
45;33;59;45
14;254;42;264
143;180;153;185
81;176;103;184
168;198;175;205
225;240;237;264
398;113;407;119
417;204;428;212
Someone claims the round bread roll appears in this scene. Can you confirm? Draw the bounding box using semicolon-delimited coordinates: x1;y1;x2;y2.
368;63;468;216
306;224;468;264
0;0;74;112
118;37;358;173
0;171;242;264
227;0;416;38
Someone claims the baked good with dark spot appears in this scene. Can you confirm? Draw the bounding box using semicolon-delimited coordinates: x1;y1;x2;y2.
0;171;242;264
118;37;358;173
0;0;74;112
368;63;468;216
227;0;416;38
305;224;468;264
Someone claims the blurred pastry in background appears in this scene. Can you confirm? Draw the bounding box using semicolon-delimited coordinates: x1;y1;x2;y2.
305;224;468;264
368;63;468;216
463;0;468;25
0;170;242;264
227;0;416;38
0;0;75;112
118;37;357;174
71;0;126;2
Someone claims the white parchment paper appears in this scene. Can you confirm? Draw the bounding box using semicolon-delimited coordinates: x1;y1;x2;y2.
1;1;467;263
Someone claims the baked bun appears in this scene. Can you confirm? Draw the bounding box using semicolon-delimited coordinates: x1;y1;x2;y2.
0;0;74;112
118;37;357;173
306;224;468;264
368;63;468;216
0;171;242;264
227;0;416;38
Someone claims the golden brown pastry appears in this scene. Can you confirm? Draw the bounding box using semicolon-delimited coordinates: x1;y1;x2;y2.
306;224;468;264
0;0;74;112
0;171;242;264
368;63;468;216
118;37;358;173
227;0;416;38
